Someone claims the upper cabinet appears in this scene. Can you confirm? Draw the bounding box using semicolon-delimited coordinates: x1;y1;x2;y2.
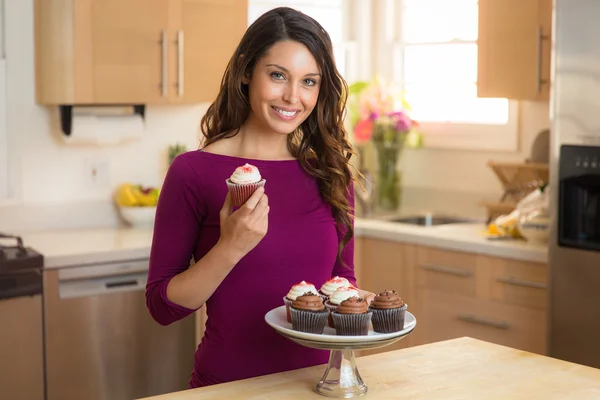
34;0;248;105
477;0;552;101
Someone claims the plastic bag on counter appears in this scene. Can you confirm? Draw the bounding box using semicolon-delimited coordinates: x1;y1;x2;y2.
486;184;549;240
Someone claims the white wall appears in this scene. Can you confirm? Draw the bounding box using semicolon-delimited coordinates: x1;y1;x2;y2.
401;101;550;195
0;1;207;231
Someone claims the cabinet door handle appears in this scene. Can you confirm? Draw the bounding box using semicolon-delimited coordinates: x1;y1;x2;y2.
160;30;168;97
177;30;184;97
497;277;547;290
536;26;549;93
457;314;510;330
419;263;472;277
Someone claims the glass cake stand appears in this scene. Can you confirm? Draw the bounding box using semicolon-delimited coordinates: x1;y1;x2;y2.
264;305;416;398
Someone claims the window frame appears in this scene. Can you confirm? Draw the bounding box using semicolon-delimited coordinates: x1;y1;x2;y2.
389;0;519;151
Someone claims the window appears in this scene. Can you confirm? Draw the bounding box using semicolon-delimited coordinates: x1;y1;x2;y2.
392;0;518;150
248;0;354;81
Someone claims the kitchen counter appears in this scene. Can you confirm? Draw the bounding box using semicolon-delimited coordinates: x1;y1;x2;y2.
138;337;600;399
355;219;548;263
19;228;153;268
16;218;546;269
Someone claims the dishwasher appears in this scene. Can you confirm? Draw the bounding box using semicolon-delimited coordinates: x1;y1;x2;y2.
43;259;195;400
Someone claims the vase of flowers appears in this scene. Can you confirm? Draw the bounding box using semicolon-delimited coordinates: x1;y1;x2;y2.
348;76;421;212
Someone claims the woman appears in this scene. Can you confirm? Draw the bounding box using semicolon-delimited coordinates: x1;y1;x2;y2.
146;6;365;388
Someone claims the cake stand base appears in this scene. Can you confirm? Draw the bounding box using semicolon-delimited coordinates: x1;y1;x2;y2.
316;350;366;398
265;306;417;399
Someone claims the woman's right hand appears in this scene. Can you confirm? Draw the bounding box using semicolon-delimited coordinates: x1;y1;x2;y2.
218;187;269;262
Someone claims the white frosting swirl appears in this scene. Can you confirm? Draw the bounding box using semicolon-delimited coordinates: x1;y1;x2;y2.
320;276;351;296
286;280;318;300
329;287;360;305
229;163;262;184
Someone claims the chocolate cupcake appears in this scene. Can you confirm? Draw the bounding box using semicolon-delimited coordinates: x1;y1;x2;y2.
226;163;267;207
289;292;329;334
332;297;372;336
284;281;318;323
324;287;360;328
369;290;407;333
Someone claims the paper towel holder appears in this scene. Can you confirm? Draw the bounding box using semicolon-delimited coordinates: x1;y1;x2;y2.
59;104;146;136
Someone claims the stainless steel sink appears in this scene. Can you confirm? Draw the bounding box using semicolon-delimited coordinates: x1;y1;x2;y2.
384;214;473;227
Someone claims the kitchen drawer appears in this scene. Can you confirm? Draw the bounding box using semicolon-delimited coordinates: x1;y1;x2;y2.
415;289;546;355
416;246;477;297
481;256;548;310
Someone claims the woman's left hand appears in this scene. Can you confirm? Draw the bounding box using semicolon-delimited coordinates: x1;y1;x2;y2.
356;289;375;305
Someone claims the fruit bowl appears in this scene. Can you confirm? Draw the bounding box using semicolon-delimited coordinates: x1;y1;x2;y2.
114;183;161;227
118;206;157;227
518;214;550;243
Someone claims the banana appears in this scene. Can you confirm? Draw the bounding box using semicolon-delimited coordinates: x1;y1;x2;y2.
115;184;138;206
115;184;161;207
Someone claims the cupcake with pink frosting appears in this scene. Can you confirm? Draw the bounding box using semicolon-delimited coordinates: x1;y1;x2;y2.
284;281;318;323
324;286;360;328
319;276;351;301
226;163;266;207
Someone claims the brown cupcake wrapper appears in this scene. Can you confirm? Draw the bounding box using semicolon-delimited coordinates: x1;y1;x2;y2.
369;304;407;333
332;311;372;336
283;296;293;323
226;179;266;207
324;301;338;328
290;307;329;334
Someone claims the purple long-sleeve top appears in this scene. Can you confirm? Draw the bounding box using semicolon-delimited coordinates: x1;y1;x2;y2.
146;150;356;388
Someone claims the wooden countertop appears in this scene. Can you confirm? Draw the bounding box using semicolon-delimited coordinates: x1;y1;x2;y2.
139;337;600;399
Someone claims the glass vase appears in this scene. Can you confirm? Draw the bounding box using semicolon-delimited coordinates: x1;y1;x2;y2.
373;124;404;212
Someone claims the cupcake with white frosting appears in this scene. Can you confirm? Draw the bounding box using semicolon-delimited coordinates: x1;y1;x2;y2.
284;281;318;323
226;163;266;207
319;276;351;301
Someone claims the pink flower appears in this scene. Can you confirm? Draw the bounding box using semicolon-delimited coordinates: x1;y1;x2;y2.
353;119;373;143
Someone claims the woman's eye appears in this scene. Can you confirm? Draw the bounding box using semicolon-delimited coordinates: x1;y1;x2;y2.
271;72;285;80
304;79;317;86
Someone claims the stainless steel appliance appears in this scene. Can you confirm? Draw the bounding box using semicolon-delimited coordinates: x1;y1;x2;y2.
0;233;45;400
549;0;600;369
44;259;195;400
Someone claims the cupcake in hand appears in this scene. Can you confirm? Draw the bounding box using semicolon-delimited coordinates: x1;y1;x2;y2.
290;292;329;334
332;297;373;336
319;276;351;302
226;163;266;207
369;290;407;333
324;286;360;328
284;281;318;323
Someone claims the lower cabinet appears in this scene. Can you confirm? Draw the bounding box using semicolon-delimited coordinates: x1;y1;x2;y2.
355;237;548;357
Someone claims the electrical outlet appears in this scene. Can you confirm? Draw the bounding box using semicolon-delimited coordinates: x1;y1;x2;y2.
84;158;110;189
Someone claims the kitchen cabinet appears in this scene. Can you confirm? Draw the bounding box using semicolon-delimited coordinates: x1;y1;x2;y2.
410;246;548;355
355;237;416;357
477;0;552;100
35;0;247;105
356;237;548;357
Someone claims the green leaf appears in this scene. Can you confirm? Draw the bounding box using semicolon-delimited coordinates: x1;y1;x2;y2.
348;81;370;95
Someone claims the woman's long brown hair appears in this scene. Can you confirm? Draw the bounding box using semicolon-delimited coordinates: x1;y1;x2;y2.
200;7;355;266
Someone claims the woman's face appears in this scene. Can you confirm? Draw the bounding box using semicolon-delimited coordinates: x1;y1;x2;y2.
245;40;321;136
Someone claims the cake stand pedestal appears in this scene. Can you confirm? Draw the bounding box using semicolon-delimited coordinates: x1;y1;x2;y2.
265;306;416;398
